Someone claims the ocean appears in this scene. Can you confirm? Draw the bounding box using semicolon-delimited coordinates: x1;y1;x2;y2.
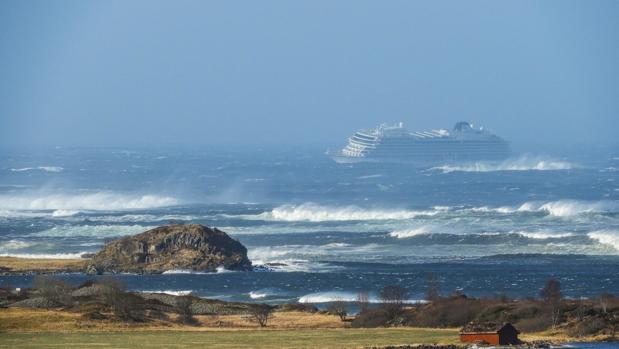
0;146;618;304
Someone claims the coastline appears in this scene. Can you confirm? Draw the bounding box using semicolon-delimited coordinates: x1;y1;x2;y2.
1;258;617;348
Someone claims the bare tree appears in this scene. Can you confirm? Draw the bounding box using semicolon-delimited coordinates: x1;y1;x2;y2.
249;304;274;327
356;291;369;313
32;275;73;306
425;275;441;302
97;277;142;321
176;295;197;325
599;293;614;314
540;278;562;303
379;285;408;321
327;299;348;321
575;298;586;321
540;278;563;328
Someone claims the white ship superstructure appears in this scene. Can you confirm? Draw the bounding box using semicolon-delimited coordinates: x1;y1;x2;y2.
329;121;510;164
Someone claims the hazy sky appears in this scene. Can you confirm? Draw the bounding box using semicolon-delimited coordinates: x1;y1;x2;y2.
1;1;618;148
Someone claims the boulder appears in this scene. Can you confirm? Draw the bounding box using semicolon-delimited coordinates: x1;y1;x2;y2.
85;224;251;274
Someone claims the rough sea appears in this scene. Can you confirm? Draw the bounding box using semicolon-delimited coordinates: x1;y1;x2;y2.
1;146;618;304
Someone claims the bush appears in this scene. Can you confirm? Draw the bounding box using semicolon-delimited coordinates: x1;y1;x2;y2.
379;285;408;321
176;295;197;325
278;303;318;313
326;301;348;321
567;317;607;337
96;277;144;321
249;304;274;327
351;308;390;328
32;275;74;306
516;313;553;332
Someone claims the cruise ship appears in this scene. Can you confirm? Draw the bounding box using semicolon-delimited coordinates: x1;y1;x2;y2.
328;121;510;164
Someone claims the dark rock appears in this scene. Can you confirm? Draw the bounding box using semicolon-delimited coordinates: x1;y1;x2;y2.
85;224;251;274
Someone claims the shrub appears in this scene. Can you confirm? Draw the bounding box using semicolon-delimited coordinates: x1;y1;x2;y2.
351;308;390;328
249;304;274;327
278;303;318;313
176;295;197;325
379;285;408;321
96;277;144;321
32;275;74;306
567;317;607;337
327;300;348;321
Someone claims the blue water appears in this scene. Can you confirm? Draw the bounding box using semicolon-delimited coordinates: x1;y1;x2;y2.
1;147;618;303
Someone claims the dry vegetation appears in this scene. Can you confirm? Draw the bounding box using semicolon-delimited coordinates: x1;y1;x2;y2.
0;256;86;274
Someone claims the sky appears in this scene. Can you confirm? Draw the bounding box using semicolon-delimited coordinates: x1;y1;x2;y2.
1;0;618;149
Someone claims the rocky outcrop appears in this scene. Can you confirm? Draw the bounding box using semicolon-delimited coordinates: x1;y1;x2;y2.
85;224;251;274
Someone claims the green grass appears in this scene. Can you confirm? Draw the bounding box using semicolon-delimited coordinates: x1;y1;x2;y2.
0;328;459;349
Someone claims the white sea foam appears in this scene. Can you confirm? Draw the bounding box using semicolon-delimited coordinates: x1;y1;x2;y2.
430;156;574;173
161;269;207;274
588;230;619;251
516;231;575;239
141;290;193;296
517;200;619;217
52;209;80;217
0;240;35;250
0;192;178;211
86;214;197;223
32;224;150;238
253;203;436;222
249;288;281;299
0;252;88;259
298;291;426;304
389;226;431;238
11;166;64;173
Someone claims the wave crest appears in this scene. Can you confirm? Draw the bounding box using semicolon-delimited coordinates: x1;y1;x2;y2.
0;192;178;211
588;230;619;251
430;156;574;173
518;200;619;217
10;166;63;173
256;203;437;222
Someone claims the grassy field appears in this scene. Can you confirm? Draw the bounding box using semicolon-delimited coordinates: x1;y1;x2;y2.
0;256;86;273
0;328;459;349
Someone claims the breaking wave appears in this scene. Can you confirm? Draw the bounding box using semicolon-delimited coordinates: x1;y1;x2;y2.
0;192;178;211
254;203;438;222
516;231;575;239
298;291;425;304
32;224;150;238
10;166;64;173
430;157;574;173
588;230;619;251
0;240;35;250
517;200;619;217
389;226;431;238
141;290;193;296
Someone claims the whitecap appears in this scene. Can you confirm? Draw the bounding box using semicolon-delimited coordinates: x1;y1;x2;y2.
517;200;619;217
588;230;619;251
0;240;35;250
516;231;575;239
11;166;64;173
389;226;431;239
141;290;193;296
298;291;426;304
0;192;178;211
250;203;437;222
429;156;574;173
52;209;80;217
32;224;150;238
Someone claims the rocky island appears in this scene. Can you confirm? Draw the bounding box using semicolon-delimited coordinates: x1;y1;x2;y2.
85;224;251;274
